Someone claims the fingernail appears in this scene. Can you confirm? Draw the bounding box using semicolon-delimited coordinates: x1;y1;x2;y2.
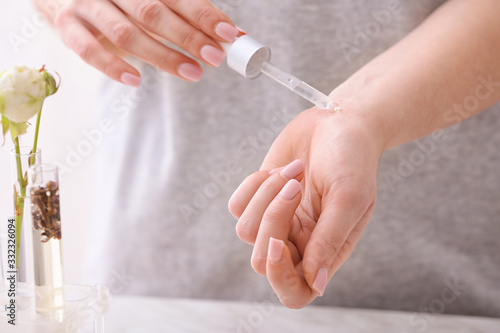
200;45;225;67
236;26;248;36
215;22;238;42
312;268;328;297
120;72;141;87
268;237;283;263
278;179;301;201
178;63;203;82
280;159;304;179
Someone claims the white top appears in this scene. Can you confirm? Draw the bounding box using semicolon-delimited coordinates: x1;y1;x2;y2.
87;0;500;318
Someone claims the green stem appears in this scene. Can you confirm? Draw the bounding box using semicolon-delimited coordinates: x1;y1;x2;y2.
13;137;25;197
13;136;25;269
31;106;42;165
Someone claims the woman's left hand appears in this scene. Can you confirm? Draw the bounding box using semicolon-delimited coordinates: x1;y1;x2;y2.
229;107;383;308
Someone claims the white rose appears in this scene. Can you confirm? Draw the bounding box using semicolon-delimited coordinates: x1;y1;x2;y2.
0;65;55;123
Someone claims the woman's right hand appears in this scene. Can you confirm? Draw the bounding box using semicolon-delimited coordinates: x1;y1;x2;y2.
53;0;238;86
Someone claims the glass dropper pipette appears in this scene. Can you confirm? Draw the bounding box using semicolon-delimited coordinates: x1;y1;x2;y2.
259;61;334;110
223;35;334;111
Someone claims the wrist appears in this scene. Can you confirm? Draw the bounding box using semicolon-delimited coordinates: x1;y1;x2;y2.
328;87;393;153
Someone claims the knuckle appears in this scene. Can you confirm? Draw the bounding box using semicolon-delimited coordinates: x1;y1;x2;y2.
161;0;179;7
227;200;237;217
263;204;285;223
156;53;175;72
336;238;354;263
260;176;283;193
137;1;162;25
179;29;199;49
228;198;243;219
73;40;92;61
53;15;64;31
194;6;214;24
101;60;115;77
69;0;90;14
250;254;266;276
312;237;341;263
109;23;135;49
235;218;256;244
53;6;72;28
67;0;82;8
280;296;305;310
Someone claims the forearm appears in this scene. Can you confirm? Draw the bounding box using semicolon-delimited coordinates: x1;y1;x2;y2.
32;0;66;23
331;0;500;150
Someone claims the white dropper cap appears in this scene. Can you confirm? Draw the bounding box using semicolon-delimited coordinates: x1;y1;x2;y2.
222;35;271;79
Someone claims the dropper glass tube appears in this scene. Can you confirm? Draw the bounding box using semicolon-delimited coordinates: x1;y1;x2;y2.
224;34;334;111
259;61;334;110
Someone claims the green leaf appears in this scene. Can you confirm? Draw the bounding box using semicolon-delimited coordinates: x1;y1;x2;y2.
41;69;59;96
9;120;28;139
0;94;5;114
1;115;8;133
1;115;9;145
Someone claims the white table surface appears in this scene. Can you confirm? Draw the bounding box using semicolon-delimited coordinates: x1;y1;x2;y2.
104;295;500;333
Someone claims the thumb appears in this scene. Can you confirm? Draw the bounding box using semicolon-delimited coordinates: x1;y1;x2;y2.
301;195;374;296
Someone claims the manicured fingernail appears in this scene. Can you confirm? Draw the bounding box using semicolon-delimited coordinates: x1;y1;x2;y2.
312;268;328;297
278;179;301;200
236;26;248;36
280;159;304;179
215;22;238;42
200;45;225;67
120;72;141;87
178;63;203;81
268;237;283;263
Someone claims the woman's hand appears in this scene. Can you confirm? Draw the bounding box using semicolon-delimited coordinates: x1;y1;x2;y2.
229;107;384;308
53;0;238;85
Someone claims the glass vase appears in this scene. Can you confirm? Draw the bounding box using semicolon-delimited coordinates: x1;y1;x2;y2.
28;163;65;316
10;147;41;283
0;147;42;314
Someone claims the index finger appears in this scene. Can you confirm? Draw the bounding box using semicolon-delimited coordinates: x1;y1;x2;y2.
162;0;238;42
228;170;273;220
250;179;302;275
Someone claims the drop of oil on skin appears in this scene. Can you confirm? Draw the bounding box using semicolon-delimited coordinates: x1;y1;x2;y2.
326;101;342;113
